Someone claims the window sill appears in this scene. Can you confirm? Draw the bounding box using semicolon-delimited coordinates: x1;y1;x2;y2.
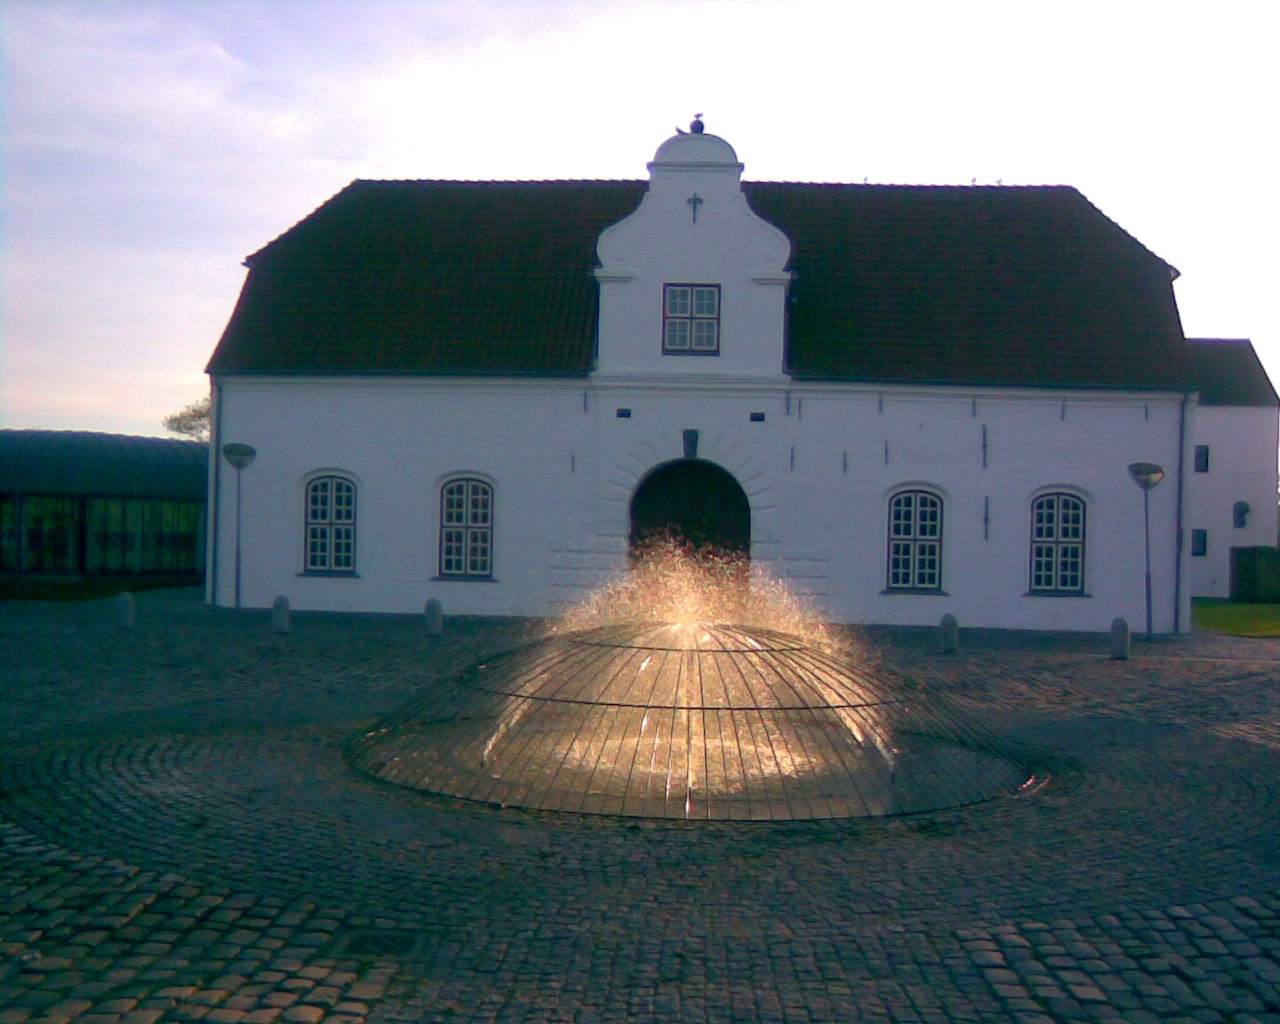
298;570;360;578
662;349;720;357
880;588;949;596
432;575;498;583
1025;590;1091;598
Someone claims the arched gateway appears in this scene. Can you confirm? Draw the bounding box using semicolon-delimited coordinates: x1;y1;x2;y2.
629;459;750;560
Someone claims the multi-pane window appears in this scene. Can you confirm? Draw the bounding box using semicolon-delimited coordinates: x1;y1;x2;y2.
1;494;202;574
1030;493;1085;593
887;490;943;590
663;284;720;354
85;498;201;573
440;478;493;578
305;476;356;572
14;495;80;572
0;495;16;571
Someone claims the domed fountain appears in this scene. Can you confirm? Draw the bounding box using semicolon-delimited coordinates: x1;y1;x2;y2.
347;546;1035;820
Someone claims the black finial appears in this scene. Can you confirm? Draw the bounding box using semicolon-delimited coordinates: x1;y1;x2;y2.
690;114;704;134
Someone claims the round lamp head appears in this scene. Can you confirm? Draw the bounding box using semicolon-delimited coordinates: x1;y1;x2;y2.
1127;462;1164;490
222;442;257;470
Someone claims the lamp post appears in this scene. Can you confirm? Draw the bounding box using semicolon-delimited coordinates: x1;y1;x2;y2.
222;443;257;609
1127;462;1165;638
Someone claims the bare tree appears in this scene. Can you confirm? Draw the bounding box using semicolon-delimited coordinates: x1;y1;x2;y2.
163;396;211;442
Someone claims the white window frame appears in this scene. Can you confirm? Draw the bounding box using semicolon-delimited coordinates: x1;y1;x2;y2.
886;490;943;591
663;284;720;355
1030;492;1085;594
305;475;356;573
440;478;493;578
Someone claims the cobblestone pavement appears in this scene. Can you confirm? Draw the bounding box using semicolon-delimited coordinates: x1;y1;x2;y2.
2;588;1279;1023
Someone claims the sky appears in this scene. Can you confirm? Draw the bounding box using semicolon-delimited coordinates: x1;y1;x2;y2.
2;0;1277;438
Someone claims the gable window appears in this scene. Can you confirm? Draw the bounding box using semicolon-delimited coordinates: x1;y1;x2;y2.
305;476;356;573
1194;445;1210;473
1030;493;1085;594
440;478;493;578
887;490;943;590
663;284;720;355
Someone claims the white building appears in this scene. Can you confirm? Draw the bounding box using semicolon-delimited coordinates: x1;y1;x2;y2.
1185;339;1279;598
205;124;1276;632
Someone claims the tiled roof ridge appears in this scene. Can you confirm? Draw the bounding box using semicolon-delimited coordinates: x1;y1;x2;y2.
343;176;1086;191
247;177;1174;271
348;176;1080;185
349;176;646;185
245;178;650;264
1068;191;1177;275
374;178;1171;269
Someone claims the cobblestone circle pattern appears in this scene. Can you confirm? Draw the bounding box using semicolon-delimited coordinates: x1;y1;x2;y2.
2;589;1279;1023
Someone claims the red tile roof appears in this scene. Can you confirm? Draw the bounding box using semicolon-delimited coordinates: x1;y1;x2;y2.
1187;339;1279;406
207;179;1192;391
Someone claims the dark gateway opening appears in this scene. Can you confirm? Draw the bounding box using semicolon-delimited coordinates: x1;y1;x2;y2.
629;459;750;561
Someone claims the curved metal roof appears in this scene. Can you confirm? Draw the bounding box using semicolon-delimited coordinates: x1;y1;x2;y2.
0;430;208;499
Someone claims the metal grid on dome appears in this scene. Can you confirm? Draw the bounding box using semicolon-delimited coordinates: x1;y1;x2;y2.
346;624;1034;821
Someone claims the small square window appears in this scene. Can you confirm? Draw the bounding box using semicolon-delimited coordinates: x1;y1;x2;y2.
1194;445;1210;473
1191;529;1208;557
663;284;720;355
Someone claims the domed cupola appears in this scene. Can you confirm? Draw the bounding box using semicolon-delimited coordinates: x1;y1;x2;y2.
591;118;793;380
649;120;744;177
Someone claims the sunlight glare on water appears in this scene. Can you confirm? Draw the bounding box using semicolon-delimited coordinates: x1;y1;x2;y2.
346;537;1036;819
552;536;852;656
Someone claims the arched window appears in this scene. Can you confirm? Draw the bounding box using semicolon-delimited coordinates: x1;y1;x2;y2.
440;478;493;578
305;476;356;572
887;490;943;591
1030;493;1085;593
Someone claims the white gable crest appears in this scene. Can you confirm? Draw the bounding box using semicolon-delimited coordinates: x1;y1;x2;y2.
594;128;792;380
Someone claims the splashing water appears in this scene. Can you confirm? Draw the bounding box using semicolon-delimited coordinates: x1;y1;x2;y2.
553;536;852;656
345;536;1037;819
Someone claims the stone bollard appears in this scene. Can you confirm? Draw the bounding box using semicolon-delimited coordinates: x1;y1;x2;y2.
938;613;959;654
424;598;444;636
1109;616;1130;660
115;591;136;630
271;594;291;633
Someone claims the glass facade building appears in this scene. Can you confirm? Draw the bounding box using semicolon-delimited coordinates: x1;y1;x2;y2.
0;431;207;577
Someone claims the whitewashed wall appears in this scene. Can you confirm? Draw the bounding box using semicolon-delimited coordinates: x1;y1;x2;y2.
207;130;1202;632
208;375;1193;632
1186;404;1279;598
595;132;791;380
